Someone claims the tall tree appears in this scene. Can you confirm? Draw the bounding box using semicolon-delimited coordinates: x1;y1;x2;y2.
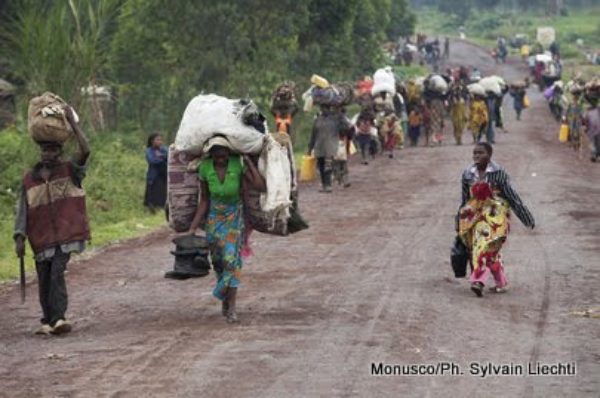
438;0;473;23
386;0;417;39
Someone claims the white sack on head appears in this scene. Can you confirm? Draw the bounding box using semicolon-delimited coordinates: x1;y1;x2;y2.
468;83;486;97
487;75;507;90
372;67;396;96
479;77;502;96
427;74;448;94
535;53;553;64
175;94;265;155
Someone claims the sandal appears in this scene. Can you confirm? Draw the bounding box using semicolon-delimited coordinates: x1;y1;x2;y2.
489;286;509;294
470;282;484;297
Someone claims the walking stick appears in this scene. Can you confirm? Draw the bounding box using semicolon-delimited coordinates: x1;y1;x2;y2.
19;254;26;304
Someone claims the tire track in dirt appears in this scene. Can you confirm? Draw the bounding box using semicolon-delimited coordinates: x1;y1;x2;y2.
1;40;599;398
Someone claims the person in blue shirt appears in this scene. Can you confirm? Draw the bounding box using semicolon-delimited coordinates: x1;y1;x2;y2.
144;133;168;212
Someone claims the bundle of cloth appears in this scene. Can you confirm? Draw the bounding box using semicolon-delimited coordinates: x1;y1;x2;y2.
167;146;202;232
406;77;424;106
479;75;507;98
371;67;396;96
244;132;308;236
174;94;266;155
302;76;354;111
270;81;298;117
311;83;354;108
423;74;449;100
170;94;307;236
584;78;600;106
28;92;80;144
370;67;397;113
468;83;486;97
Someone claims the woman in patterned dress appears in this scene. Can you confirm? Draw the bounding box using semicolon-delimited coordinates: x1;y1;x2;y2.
458;143;535;297
189;136;266;322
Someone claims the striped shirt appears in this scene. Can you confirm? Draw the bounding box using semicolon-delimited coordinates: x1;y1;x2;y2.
460;161;535;229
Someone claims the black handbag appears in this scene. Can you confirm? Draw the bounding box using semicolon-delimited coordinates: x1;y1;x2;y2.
450;236;469;278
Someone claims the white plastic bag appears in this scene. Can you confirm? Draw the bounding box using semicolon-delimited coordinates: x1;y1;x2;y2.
371;67;396;96
174;94;265;155
302;86;315;112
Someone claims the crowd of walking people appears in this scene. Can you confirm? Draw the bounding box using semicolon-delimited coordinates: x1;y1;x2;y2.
11;36;599;335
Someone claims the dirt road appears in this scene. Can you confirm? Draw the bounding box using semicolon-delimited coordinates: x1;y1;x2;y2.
1;41;598;398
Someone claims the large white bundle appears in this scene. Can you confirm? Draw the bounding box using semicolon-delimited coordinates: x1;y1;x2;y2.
175;94;265;155
257;135;292;220
487;75;507;90
535;53;553;64
468;83;486;97
479;77;502;96
536;27;555;48
371;67;396;96
427;74;448;94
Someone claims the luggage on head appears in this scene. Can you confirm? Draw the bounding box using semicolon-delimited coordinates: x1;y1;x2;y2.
271;81;298;117
479;76;503;97
174;94;266;156
371;67;396;96
426;74;449;95
28;92;79;144
311;82;354;107
467;83;486;97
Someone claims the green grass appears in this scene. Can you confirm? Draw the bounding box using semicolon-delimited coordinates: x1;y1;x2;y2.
416;6;600;64
0;125;167;281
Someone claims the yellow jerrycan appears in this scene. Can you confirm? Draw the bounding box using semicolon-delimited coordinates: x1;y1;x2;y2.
559;123;569;143
300;154;317;182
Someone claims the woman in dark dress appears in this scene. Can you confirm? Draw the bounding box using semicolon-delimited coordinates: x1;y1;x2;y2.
144;133;168;212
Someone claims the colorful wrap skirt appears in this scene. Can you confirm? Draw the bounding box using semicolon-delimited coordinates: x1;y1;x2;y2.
205;199;244;300
458;182;510;287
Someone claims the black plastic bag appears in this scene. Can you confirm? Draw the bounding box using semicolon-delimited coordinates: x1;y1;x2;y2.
450;236;468;278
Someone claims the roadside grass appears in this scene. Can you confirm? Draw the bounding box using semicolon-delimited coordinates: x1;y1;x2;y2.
0;125;167;281
416;6;600;65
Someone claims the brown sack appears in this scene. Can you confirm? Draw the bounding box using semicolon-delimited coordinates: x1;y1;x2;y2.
28;92;73;144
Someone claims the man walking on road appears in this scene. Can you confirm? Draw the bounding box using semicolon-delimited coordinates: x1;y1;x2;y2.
14;107;91;336
308;106;353;192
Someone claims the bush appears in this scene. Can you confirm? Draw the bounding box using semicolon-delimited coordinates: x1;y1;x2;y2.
0;127;166;280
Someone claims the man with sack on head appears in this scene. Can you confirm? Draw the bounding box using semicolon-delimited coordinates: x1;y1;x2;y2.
14;103;90;336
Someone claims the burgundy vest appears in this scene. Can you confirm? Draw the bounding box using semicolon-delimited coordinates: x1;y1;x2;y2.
23;161;91;254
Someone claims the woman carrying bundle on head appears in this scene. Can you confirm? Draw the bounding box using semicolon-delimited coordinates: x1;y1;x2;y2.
188;136;266;323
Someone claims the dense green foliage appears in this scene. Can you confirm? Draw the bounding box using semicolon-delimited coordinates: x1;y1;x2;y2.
0;0;417;279
416;5;600;56
0;127;165;280
1;0;416;135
